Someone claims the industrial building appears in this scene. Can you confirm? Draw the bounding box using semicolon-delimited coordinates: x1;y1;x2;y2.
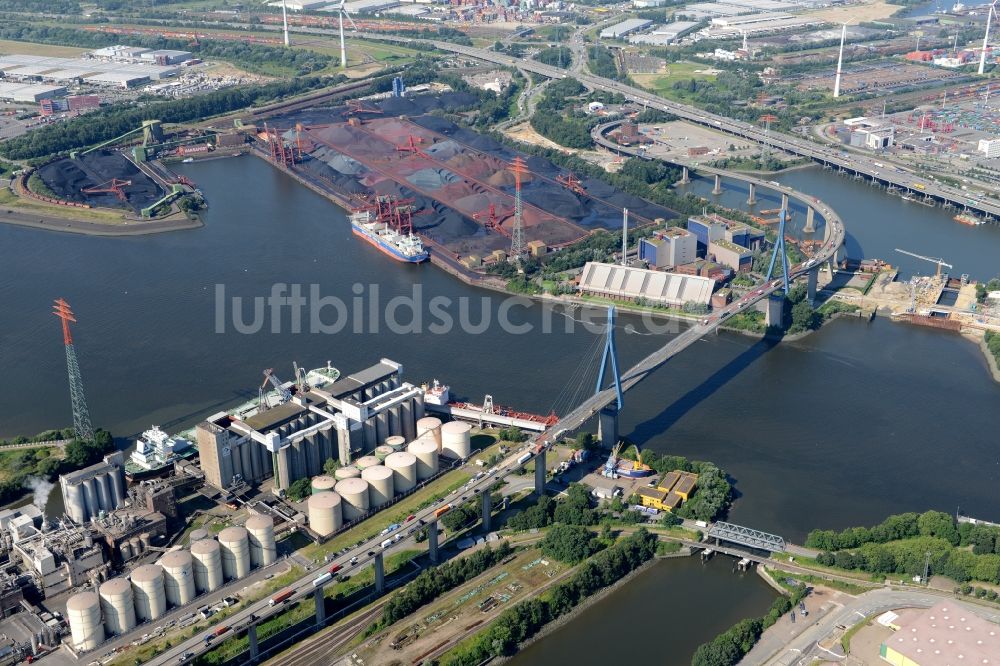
879;601;1000;666
978;138;1000;157
267;0;329;9
197;359;426;494
687;214;728;251
628;22;701;45
0;82;66;103
724;222;765;251
637;470;698;512
600;19;654;39
13;520;108;599
139;50;192;66
708;239;753;272
59;452;127;525
577;262;716;308
639;227;698;269
0;54;179;88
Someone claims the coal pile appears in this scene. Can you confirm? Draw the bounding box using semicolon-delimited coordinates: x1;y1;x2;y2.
37;151;164;213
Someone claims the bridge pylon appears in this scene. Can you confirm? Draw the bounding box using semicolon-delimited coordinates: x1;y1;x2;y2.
595;306;623;448
765;205;791;294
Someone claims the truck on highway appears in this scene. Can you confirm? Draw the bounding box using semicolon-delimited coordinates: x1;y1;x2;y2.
328;563;342;575
516;452;531;466
313;572;333;587
380;538;393;549
434;504;452;518
269;589;293;606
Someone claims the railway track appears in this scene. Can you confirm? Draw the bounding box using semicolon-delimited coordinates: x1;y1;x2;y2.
264;600;388;666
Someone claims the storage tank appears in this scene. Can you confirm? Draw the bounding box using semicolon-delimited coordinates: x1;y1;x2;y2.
334;477;369;521
416;416;443;451
311;475;337;495
246;514;276;567
334;465;361;480
407;439;439;480
190;539;223;593
99;578;136;635
159;550;195;607
119;540;132;561
385;435;406;452
374;445;393;462
384;451;418;492
67;592;104;651
218;527;251;581
361;465;395;507
441;421;472;460
64;483;86;526
130;564;166;622
308;491;343;537
188;528;209;544
354;455;379;471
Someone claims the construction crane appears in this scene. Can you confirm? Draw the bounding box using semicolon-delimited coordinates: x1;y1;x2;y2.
259;368;292;411
895;248;953;277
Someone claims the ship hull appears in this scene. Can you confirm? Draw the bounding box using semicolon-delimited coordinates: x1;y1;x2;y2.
351;225;428;263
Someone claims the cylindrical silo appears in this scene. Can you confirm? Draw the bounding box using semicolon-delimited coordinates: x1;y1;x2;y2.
190;539;223;593
374;445;393;462
64;483;86;524
361;465;395;507
159;550;195;607
385;435;406;452
188;528;209;544
246;514;276;567
354;455;379;471
416;416;442;451
407;439;439;480
99;578;136;635
441;421;472;460
385;451;417;493
130;564;166;622
334;478;369;522
218;527;251;581
334;465;361;480
308;491;343;537
67;592;104;651
311;475;337;495
119;541;132;561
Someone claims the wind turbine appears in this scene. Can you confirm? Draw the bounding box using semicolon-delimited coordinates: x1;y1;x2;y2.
834;23;847;98
979;0;997;75
281;0;290;47
336;0;358;69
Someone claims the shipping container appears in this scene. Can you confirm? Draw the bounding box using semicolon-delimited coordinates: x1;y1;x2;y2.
516;453;531;466
380;538;393;549
269;589;293;606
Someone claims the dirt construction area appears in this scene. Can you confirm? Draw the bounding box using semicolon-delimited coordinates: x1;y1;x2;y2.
349;546;569;666
36;151;164;213
266;93;676;258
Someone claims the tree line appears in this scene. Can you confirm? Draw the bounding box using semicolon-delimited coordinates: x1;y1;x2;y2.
809;510;1000;585
0;77;331;160
0;429;115;505
442;529;657;665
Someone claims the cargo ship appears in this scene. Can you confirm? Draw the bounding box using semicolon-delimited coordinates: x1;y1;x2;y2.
954;212;984;226
350;210;428;263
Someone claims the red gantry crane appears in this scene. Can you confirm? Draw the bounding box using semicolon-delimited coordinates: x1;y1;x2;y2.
82;179;131;202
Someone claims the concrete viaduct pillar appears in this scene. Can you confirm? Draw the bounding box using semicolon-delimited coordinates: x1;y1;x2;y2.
428;519;439;564
747;182;757;205
807;267;818;305
534;448;546;495
804;206;816;233
781;192;789;212
598;405;619;450
765;292;785;328
374;550;385;595
481;489;493;533
248;624;259;661
679;166;690;184
314;587;326;627
712;174;723;195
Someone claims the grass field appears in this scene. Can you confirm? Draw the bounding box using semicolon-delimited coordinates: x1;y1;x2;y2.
0;186;128;223
0;38;87;57
632;61;719;100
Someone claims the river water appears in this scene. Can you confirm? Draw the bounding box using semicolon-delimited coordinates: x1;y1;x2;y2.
509;556;778;666
1;153;999;654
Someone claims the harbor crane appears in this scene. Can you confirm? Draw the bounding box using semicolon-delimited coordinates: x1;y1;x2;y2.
259;368;292;411
894;248;953;277
82;178;132;202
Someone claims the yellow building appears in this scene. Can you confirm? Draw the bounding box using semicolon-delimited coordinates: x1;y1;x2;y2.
636;470;697;512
